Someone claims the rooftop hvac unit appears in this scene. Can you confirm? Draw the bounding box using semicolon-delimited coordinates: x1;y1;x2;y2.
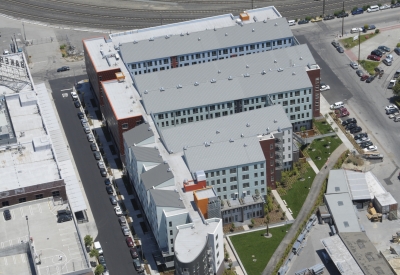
210;79;216;83
194;82;199;86
228;76;233;80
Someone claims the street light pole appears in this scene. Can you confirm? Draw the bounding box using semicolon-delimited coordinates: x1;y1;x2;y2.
341;1;345;37
323;0;326;17
25;216;31;241
358;29;361;64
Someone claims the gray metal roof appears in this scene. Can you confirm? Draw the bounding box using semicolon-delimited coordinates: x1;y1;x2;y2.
130;146;163;163
161;104;291;153
339;232;395;275
141;162;174;190
324;193;361;233
137;45;314;114
149;189;185;208
119;17;292;63
344;170;372;201
184;136;265;172
123;123;154;148
326;169;349;194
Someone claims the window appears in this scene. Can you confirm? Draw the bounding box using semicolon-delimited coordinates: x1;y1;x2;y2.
266;42;271;47
290;99;295;105
122;123;128;129
147;61;152;67
217;188;221;192
255;181;258;186
205;173;209;178
132;64;137;69
254;173;258;177
52;191;60;197
283;101;288;106
309;104;312;109
230;168;236;173
210;105;215;111
2;201;9;206
261;163;264;168
179;56;184;61
278;94;283;99
230;176;237;182
239;46;244;52
170;239;173;244
169;221;172;227
290;115;295;120
181;118;186;124
230;185;237;190
35;194;43;200
196;54;201;59
222;170;226;175
295;107;300;112
164;59;169;64
242;166;249;171
261;172;264;176
242;174;249;180
211;172;214;177
170;230;173;235
223;187;227;191
175;111;181;117
212;51;217;56
223;49;228;54
243;183;249;188
254;164;258;169
19;198;26;203
193;108;198;114
295;91;300;96
188;117;193;122
243;99;249;105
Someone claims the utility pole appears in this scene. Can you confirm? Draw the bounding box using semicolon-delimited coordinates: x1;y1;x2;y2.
358;29;361;64
22;22;27;41
341;1;345;37
323;0;326;17
26;216;31;241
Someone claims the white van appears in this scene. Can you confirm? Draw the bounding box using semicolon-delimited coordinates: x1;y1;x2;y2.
367;5;379;12
330;101;344;110
94;241;103;255
288;20;296;26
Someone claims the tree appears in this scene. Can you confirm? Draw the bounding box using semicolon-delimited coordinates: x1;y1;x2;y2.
393;82;400;96
84;235;93;247
364;24;369;31
265;214;270;236
94;265;104;275
89;248;99;258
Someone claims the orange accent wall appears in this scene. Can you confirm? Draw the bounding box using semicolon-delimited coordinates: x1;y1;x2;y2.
194;192;209;219
183;180;206;192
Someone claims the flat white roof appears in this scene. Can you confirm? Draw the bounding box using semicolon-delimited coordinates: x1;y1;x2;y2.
194;188;217;200
325;193;361;233
83;37;120;72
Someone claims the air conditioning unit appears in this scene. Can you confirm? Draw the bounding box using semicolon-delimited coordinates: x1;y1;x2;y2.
243;191;246;197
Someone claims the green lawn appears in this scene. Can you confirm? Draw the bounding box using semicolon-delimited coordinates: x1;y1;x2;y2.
360;60;379;75
307;136;342;169
313;119;334;134
340;32;378;48
230;225;291;275
280;166;316;218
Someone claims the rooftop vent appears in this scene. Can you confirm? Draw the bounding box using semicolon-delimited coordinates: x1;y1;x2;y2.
338;201;343;206
225;33;228;36
165;35;170;39
148;127;151;131
274;23;278;26
176;84;182;89
194;82;199;86
160;87;165;91
277;68;283;72
241;133;244;137
246;64;249;68
205;142;210;147
293;63;296;67
149;37;154;41
218;70;221;74
144;90;148;94
278;127;281;132
183;146;187;150
252;28;255;32
244;143;247;147
169;150;174;153
266;127;270;133
214;27;216;31
180;33;184;36
274;119;277;123
187;32;189;35
274;60;277;63
228;76;233;80
343;221;349;227
269;68;272;71
244;73;250;77
246;123;250;127
198;37;201;41
300;57;303;60
210;79;216;83
133;40;138;44
261;70;266;75
167;168;172;172
164;160;168;164
263;19;267;23
229;138;234;142
216;130;220;134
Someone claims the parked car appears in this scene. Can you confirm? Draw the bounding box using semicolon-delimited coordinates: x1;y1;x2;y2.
109;195;117;205
337;47;344;53
100;168;107;177
360;75;369;81
298;19;309;24
335;107;349;117
351;8;363;15
367;55;380;61
371;49;383;57
3;209;11;220
356;137;370;144
106;186;113;194
351;27;362;33
87;134;94;142
320;83;330;91
383;58;392;66
386;108;398;115
77;112;84;119
57;66;70;72
84;126;91;134
356;70;364;77
394;70;400;79
394;48;400;55
366;75;375;83
90;143;97;151
98;255;107;270
336;12;349;18
97;161;105;169
345;123;357;130
391;3;400;8
324;15;335;20
93;151;101;160
354;133;368;140
386;54;394;61
363;24;376;31
114;205;123;216
388;112;400;118
74;101;81;108
121;225;130;236
71;92;78;100
350;61;358;69
350;126;362;134
360;141;373;148
331;41;340;48
126;237;134;247
130;248;139;259
364;145;378;152
385;104;398;111
105;178;112;186
380;4;391;9
342;118;357;126
133;258;144;273
311;17;323;22
378;45;390;52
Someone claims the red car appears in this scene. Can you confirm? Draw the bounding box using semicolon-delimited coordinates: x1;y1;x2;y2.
126;237;134;247
360;75;369;81
367;55;380;61
130;247;139;259
335;107;350;117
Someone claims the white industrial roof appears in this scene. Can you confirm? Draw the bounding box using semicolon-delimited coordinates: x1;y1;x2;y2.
326;169;349;194
184;136;265;172
138;45;314;114
119;17;292;64
365;171;387;196
375;192;397;206
320;235;364;275
161;104;291;153
344;170;372;200
110;6;281;46
324;193;361;233
83;37;120;72
101;79;142;119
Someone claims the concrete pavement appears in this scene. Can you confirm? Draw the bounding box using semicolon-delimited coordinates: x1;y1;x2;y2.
271;190;294;221
262;143;347;275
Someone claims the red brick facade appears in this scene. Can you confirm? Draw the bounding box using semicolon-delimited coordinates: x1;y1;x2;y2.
306;68;321;118
259;138;277;189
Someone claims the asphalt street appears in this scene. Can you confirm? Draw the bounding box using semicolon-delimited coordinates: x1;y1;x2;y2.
49;76;138;275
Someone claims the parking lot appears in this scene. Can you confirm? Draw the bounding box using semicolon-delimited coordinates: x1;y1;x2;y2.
0;199;88;275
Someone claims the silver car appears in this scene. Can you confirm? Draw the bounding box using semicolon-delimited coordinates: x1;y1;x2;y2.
121;225;130;236
97;161;105;169
109;196;117;205
87;134;94;142
350;61;358;69
83;126;90;134
81;118;88;126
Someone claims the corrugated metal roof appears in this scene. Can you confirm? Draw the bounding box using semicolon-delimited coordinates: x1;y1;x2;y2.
326;169;349;194
184;136;265;172
130;146;162;163
123;123;154;148
138;46;313;114
36;83;87;212
344;170;372;200
324;193;361;233
119;17;292;63
150;189;185;208
161;104;291;153
141;162;174;190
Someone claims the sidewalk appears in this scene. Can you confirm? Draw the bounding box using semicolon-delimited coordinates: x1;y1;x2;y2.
262;143;347;275
307;159;320;174
271;190;294;221
224;238;245;275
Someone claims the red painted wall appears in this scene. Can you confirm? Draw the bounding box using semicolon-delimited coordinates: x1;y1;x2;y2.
306;68;321;118
259;138;276;189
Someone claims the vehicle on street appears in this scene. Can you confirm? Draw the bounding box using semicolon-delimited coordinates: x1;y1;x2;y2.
371;49;383;57
109;195;117;205
106;186;113;194
3;209;11;220
378;45;390;53
356;137;370;143
386;54;394;61
84;126;91;134
331;41;340;48
94;151;101;160
363;153;383;159
367;5;379;12
87;134;94;142
130;248;139;259
126;237;134;247
354;133;368;140
133;258;144;273
81;118;88;125
386;108;398;115
330;101;344;110
311;17;323;22
90;143;97;151
380;4;390;9
288;20;296;26
363;145;378;152
320;83;330;91
367;55;380;61
94;241;103;255
74;101;81;108
336;12;349;18
336;47;344;53
363;24;376;31
105;178;112;186
324;15;335;20
388;112;399;118
360;75;369;81
335;107;349;117
114;205;123;216
388;79;396;89
97;161;105;169
351;8;363;15
394;116;400;122
351;27;362;33
77;112;84;119
385;105;398;111
57;66;70;72
345;123;357;130
98;255;107;270
71;92;78;100
350;61;358;69
366;76;375;83
100;168;107;177
121;225;130;236
383;58;392;66
394;48;400;55
356;70;364;77
350;126;362;134
342;118;357;126
394;70;400;79
360;141;373;148
392;2;400;8
298;19;309;24
119;216;127;225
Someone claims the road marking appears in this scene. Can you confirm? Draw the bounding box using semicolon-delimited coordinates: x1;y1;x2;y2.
38;203;42;213
4;257;7;266
20;208;24;217
21;254;26;263
13;255;16;264
60;88;72;91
